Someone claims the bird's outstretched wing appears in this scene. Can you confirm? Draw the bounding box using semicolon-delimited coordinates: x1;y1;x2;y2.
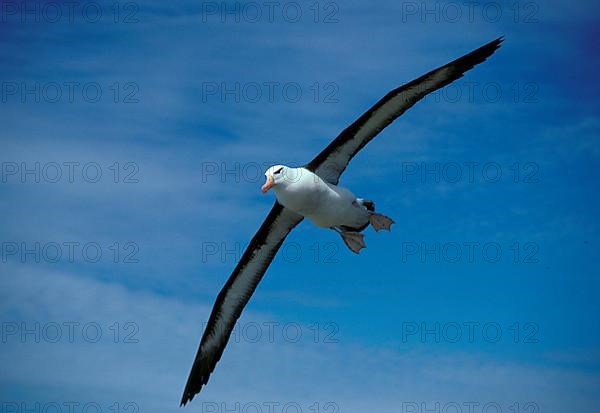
180;202;303;406
305;37;504;184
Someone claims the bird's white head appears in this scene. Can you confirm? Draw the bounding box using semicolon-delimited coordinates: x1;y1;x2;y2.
262;164;290;193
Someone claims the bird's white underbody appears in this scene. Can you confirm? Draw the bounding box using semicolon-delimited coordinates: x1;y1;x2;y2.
267;165;371;229
264;165;394;253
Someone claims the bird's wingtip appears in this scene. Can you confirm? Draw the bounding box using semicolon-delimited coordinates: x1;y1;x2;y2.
492;35;505;47
484;36;504;50
180;389;196;407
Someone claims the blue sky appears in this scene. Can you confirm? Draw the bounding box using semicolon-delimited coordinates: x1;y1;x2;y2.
1;0;599;412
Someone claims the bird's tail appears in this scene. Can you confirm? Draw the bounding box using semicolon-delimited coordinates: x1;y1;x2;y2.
357;198;375;212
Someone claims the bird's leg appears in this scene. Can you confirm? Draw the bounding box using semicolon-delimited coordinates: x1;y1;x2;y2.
368;212;395;232
331;227;366;254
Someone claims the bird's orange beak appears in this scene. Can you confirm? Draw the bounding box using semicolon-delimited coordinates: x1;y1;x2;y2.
261;174;274;193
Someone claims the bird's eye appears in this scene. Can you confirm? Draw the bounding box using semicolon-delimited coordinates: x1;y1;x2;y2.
274;167;283;175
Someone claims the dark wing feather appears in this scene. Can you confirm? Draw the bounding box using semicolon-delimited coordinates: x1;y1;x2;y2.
305;37;503;184
181;202;303;405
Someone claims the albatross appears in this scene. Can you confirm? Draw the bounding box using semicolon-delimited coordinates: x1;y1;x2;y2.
181;37;503;405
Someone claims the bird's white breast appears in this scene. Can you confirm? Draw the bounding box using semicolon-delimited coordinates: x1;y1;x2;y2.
273;169;327;215
273;168;368;228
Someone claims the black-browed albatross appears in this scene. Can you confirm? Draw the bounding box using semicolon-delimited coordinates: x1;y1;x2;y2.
181;37;503;405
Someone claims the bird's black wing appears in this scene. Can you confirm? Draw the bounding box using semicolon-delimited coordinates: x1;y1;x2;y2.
181;202;303;405
305;37;503;184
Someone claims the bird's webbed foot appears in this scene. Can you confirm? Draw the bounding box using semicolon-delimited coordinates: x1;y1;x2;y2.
337;230;366;254
368;213;395;232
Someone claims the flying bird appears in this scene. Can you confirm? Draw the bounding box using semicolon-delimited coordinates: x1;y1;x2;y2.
181;37;503;405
